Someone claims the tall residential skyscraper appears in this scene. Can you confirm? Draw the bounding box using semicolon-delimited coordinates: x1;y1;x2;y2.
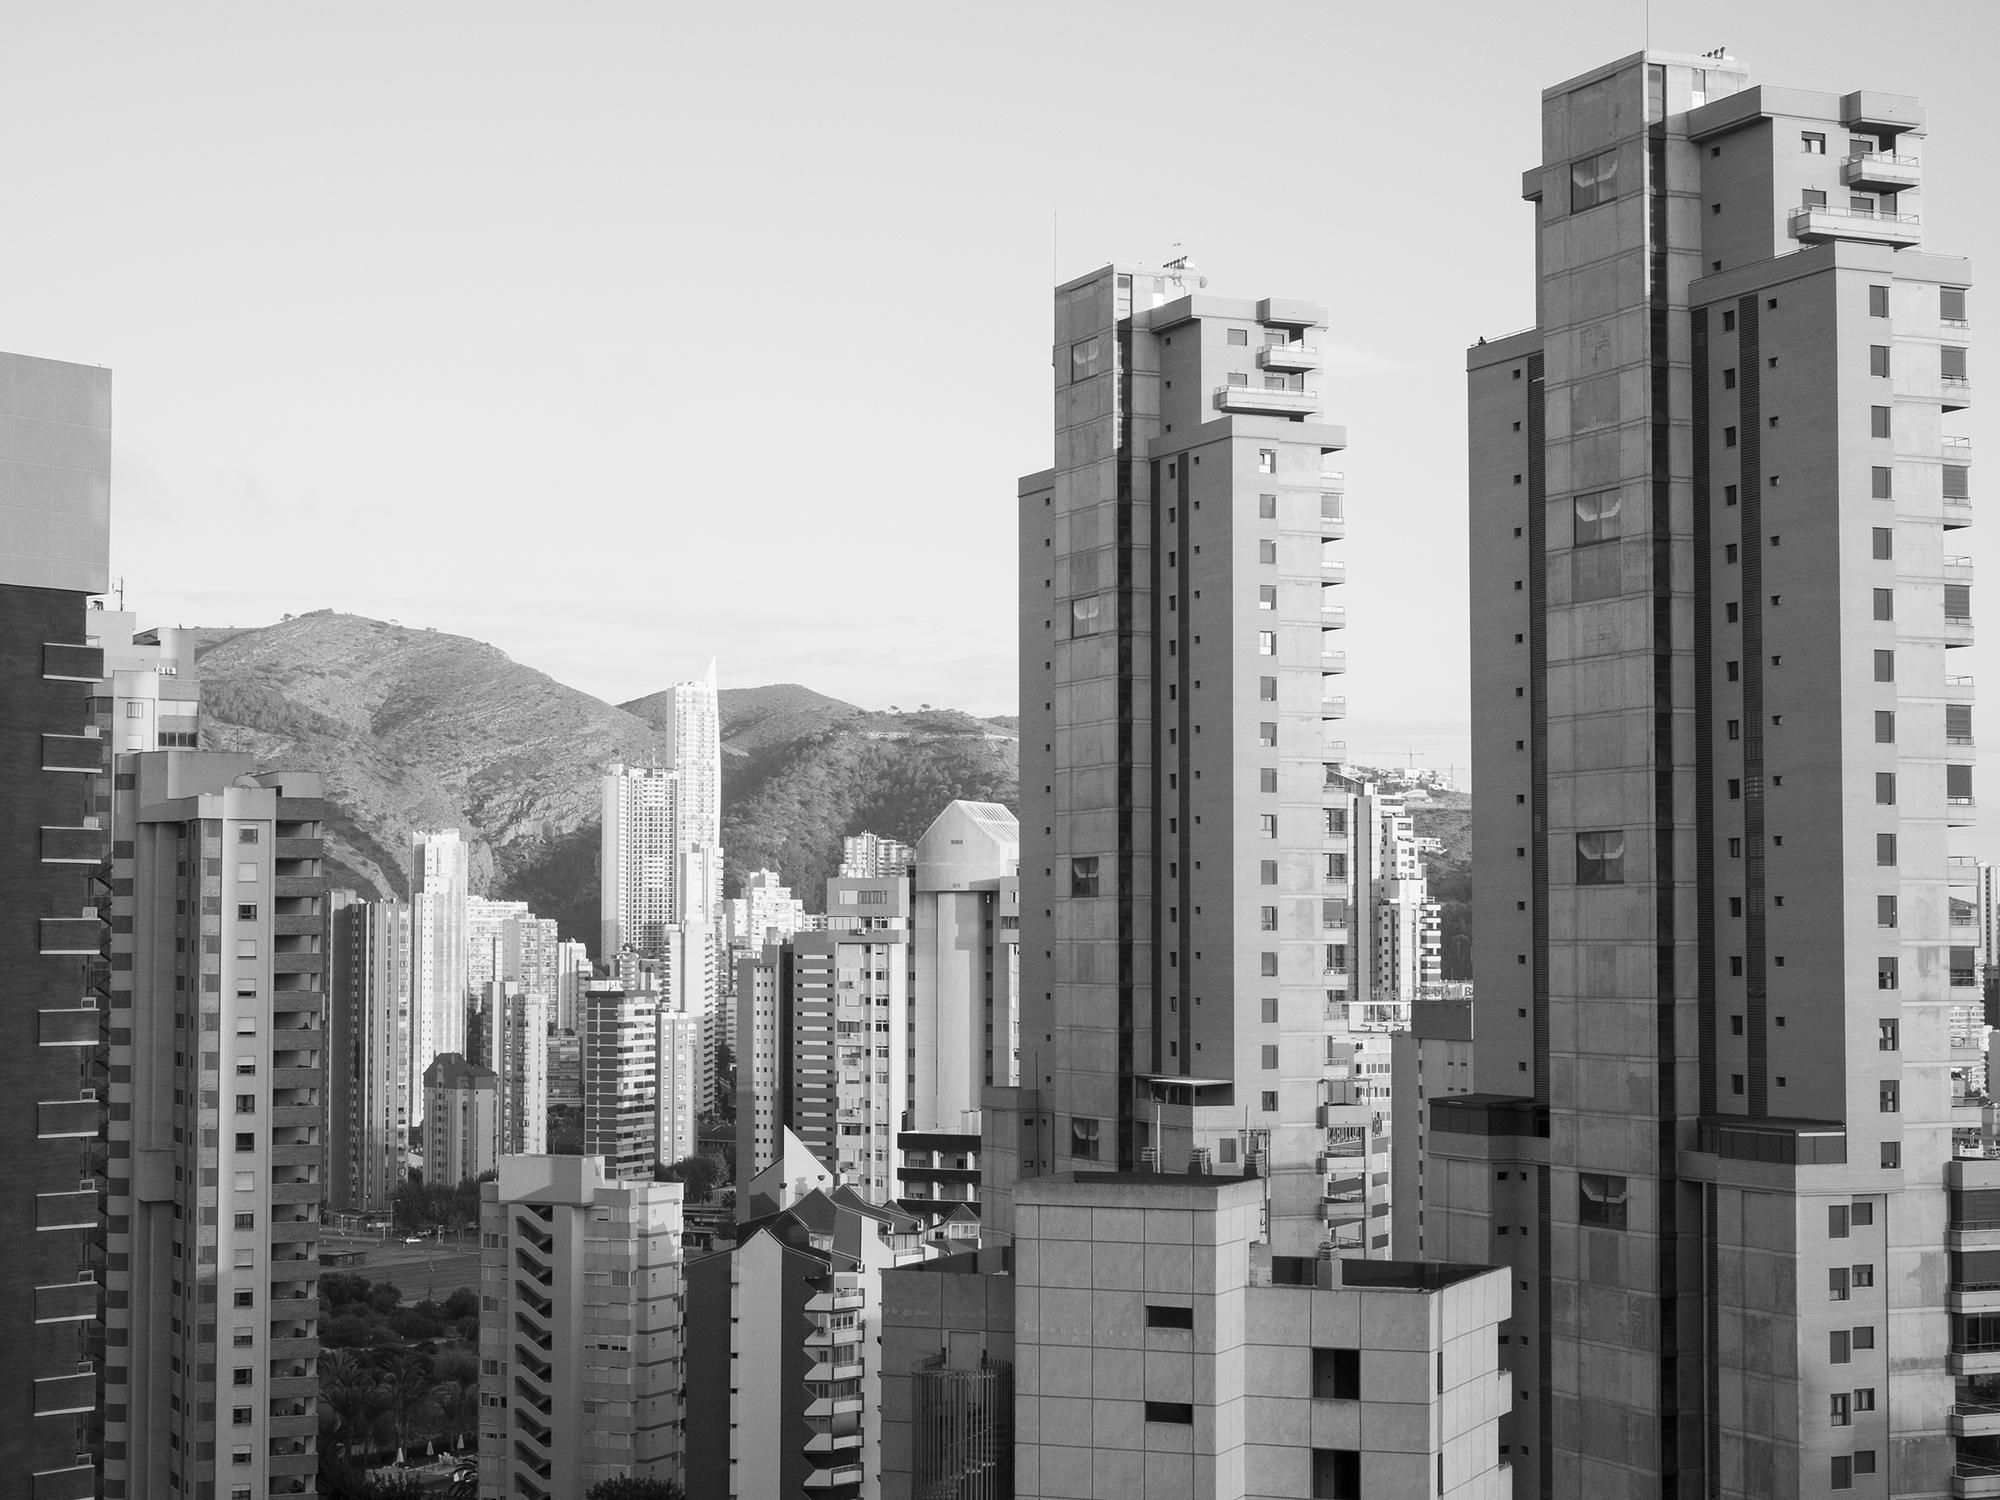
1431;51;1970;1497
667;659;724;924
601;762;678;960
102;755;328;1500
996;262;1354;1262
0;349;112;1498
409;827;470;1120
329;893;412;1214
584;979;662;1181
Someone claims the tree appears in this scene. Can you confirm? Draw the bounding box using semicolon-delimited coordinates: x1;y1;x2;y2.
655;1153;724;1202
584;1478;687;1500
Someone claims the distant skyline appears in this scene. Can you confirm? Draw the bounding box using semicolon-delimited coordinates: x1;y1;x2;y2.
3;1;1992;824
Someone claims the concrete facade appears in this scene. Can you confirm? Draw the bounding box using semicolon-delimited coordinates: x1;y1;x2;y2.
1001;263;1368;1265
1435;51;1972;1498
1010;1174;1511;1500
329;893;411;1214
103;756;329;1500
600;762;679;960
0;350;113;1498
409;828;469;1128
423;1053;498;1185
912;799;1022;1131
476;1155;684;1499
583;979;660;1180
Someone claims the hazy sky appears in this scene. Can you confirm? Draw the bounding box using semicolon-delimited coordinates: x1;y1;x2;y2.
2;0;1993;810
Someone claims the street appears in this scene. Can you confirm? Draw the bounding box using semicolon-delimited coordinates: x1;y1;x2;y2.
322;1233;482;1301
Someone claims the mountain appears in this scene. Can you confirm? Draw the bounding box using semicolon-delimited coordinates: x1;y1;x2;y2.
189;612;1018;946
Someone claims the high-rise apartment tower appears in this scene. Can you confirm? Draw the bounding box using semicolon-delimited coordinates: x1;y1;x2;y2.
328;893;411;1213
409;828;469;1121
997;262;1355;1262
1430;51;1972;1498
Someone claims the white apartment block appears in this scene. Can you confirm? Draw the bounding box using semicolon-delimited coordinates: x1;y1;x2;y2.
477;1155;685;1500
601;762;680;959
410;828;469;1125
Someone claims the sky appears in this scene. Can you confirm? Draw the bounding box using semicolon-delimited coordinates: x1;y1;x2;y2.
1;0;1994;811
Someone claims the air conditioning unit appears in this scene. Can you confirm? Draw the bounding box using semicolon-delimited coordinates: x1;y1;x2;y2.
76;1270;94;1284
77;1088;97;1101
76;1361;93;1375
78;995;96;1009
78;1178;96;1193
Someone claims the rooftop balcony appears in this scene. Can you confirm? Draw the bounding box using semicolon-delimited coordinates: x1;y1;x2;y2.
1257;342;1320;373
1215;383;1318;417
1789;205;1921;248
1842;152;1922;192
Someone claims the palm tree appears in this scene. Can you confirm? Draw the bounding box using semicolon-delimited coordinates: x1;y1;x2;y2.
320;1349;387;1461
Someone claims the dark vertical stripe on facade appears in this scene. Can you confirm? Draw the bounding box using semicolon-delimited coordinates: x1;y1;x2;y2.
1692;311;1716;1120
1527;352;1549;1110
1176;458;1193;1073
1737;295;1768;1115
1149;456;1166;1085
1115;322;1136;1169
1704;1183;1721;1499
1647;100;1682;1492
1537;1163;1553;1500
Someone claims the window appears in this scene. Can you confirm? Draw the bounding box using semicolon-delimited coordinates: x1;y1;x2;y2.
1144;1401;1193;1424
1855;1451;1877;1476
1259;676;1277;701
1146;1304;1194;1329
1869;465;1893;499
1727;718;1740;739
1877;896;1898;928
1875;711;1895;744
1880;1082;1900;1113
1261;952;1278;977
1832;1456;1853;1491
1879;1020;1899;1051
1261;997;1279;1023
1831;1391;1851;1425
1312;1449;1361;1500
1070;1116;1100;1160
1725;543;1738;564
234;1095;255;1115
1801;188;1827;209
1724;425;1738;448
1070;337;1104;382
1726;660;1740;683
232;1407;253;1426
1944;346;1970;381
1070;857;1099;898
1830;1329;1851;1362
1873;527;1893;560
1854;1324;1875;1349
1258;630;1277;655
1261;1091;1278;1113
1830;1267;1850;1301
1855;1386;1876;1408
1260;906;1278;932
1878;957;1899;990
1573;490;1621;545
1258;448;1277;474
1570;149;1620;212
1260;814;1278;839
1260;860;1277;885
1869;285;1890;318
233;1211;254;1230
1313;1348;1361;1400
1227;328;1248;346
1259;493;1277;518
1070;593;1109;637
1877;834;1897;866
1870;344;1891;378
1950;763;1975;801
1831;1204;1851;1238
1870;405;1891;439
1262;1045;1279;1070
1803;132;1827;153
234;1133;254;1152
1723;369;1737;390
232;1368;254;1387
1723;309;1736;331
1949;703;1973;743
1579;1173;1628;1229
1260;768;1278;794
1728;779;1742;800
1575;830;1626;885
1259;721;1277;747
1947;464;1970;500
235;903;258;921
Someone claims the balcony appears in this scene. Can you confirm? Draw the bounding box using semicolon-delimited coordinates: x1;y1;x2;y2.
805;1465;865;1491
1322;651;1348;674
1321;696;1347;719
1321;603;1347;629
1257;342;1319;373
805;1429;865;1454
40;734;103;774
1789;205;1921;248
1322;559;1346;586
1842;152;1922;192
1950;676;1977;706
1946;376;1974;413
1215;383;1318;417
1955;1454;2000;1498
1321;491;1346;540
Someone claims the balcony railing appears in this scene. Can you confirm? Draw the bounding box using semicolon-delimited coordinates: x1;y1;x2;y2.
1215;383;1318;416
1256;342;1320;373
1789;204;1922;247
